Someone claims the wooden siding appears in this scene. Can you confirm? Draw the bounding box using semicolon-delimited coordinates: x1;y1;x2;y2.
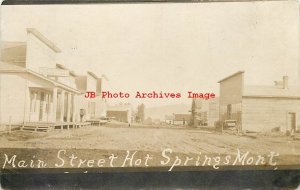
219;72;244;106
242;97;300;132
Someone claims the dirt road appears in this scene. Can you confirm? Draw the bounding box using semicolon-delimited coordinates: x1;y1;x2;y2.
0;124;299;170
1;124;299;155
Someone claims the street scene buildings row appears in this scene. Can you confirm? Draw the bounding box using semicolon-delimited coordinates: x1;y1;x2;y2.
166;71;299;134
1;28;299;134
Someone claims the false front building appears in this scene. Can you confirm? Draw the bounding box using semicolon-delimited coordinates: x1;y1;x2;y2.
218;71;300;133
0;29;81;129
0;28;107;131
193;98;219;127
75;72;107;122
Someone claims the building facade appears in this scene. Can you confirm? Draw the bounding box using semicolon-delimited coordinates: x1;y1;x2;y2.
75;72;107;122
0;28;107;130
219;71;300;133
107;104;132;123
194;98;219;127
173;114;191;125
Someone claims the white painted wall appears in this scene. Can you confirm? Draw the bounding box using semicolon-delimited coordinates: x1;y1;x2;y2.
0;73;27;124
242;97;300;132
57;75;77;89
86;74;97;92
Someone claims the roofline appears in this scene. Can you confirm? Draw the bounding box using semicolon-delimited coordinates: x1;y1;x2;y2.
27;28;62;53
28;70;81;94
87;71;99;79
218;71;244;83
69;70;78;77
107;110;129;112
56;64;78;77
243;95;300;99
0;68;81;94
101;74;109;81
56;64;67;70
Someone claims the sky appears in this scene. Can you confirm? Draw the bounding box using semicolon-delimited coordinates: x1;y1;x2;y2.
1;1;299;108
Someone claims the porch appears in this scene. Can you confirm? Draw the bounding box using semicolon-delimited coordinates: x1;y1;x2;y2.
21;121;91;132
28;87;77;123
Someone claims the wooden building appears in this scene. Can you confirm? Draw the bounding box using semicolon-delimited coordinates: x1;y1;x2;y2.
75;72;107;122
0;29;81;130
165;115;174;124
107;104;132;123
0;28;108;131
173;114;191;125
219;71;300;133
194;98;219;127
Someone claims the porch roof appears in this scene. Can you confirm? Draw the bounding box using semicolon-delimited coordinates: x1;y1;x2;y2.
0;61;81;94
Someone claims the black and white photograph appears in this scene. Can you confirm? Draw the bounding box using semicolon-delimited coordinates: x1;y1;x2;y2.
0;1;299;188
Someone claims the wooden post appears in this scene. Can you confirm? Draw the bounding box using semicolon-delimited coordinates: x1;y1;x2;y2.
67;93;71;122
52;88;58;122
60;91;65;122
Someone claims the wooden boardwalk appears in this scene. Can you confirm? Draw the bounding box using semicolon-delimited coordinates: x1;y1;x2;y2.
21;122;92;132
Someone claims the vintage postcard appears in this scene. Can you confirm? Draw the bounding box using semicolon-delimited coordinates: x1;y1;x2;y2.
0;0;299;176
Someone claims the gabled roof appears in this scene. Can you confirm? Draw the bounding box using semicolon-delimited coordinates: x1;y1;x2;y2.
27;28;61;53
243;85;300;98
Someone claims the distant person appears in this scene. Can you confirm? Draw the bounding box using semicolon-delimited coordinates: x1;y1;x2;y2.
128;123;131;127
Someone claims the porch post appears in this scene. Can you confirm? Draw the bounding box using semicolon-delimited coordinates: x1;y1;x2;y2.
67;92;71;122
60;90;65;122
52;87;57;122
72;94;76;122
24;87;31;123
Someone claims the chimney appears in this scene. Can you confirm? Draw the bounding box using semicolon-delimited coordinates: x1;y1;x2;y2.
283;76;288;89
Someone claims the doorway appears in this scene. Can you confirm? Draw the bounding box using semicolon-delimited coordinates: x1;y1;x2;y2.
287;112;296;132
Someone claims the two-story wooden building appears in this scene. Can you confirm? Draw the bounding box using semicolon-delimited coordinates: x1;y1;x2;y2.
218;71;300;133
76;72;107;122
0;28;107;131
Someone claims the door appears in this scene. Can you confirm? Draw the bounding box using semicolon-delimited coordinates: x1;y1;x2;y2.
288;113;296;132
